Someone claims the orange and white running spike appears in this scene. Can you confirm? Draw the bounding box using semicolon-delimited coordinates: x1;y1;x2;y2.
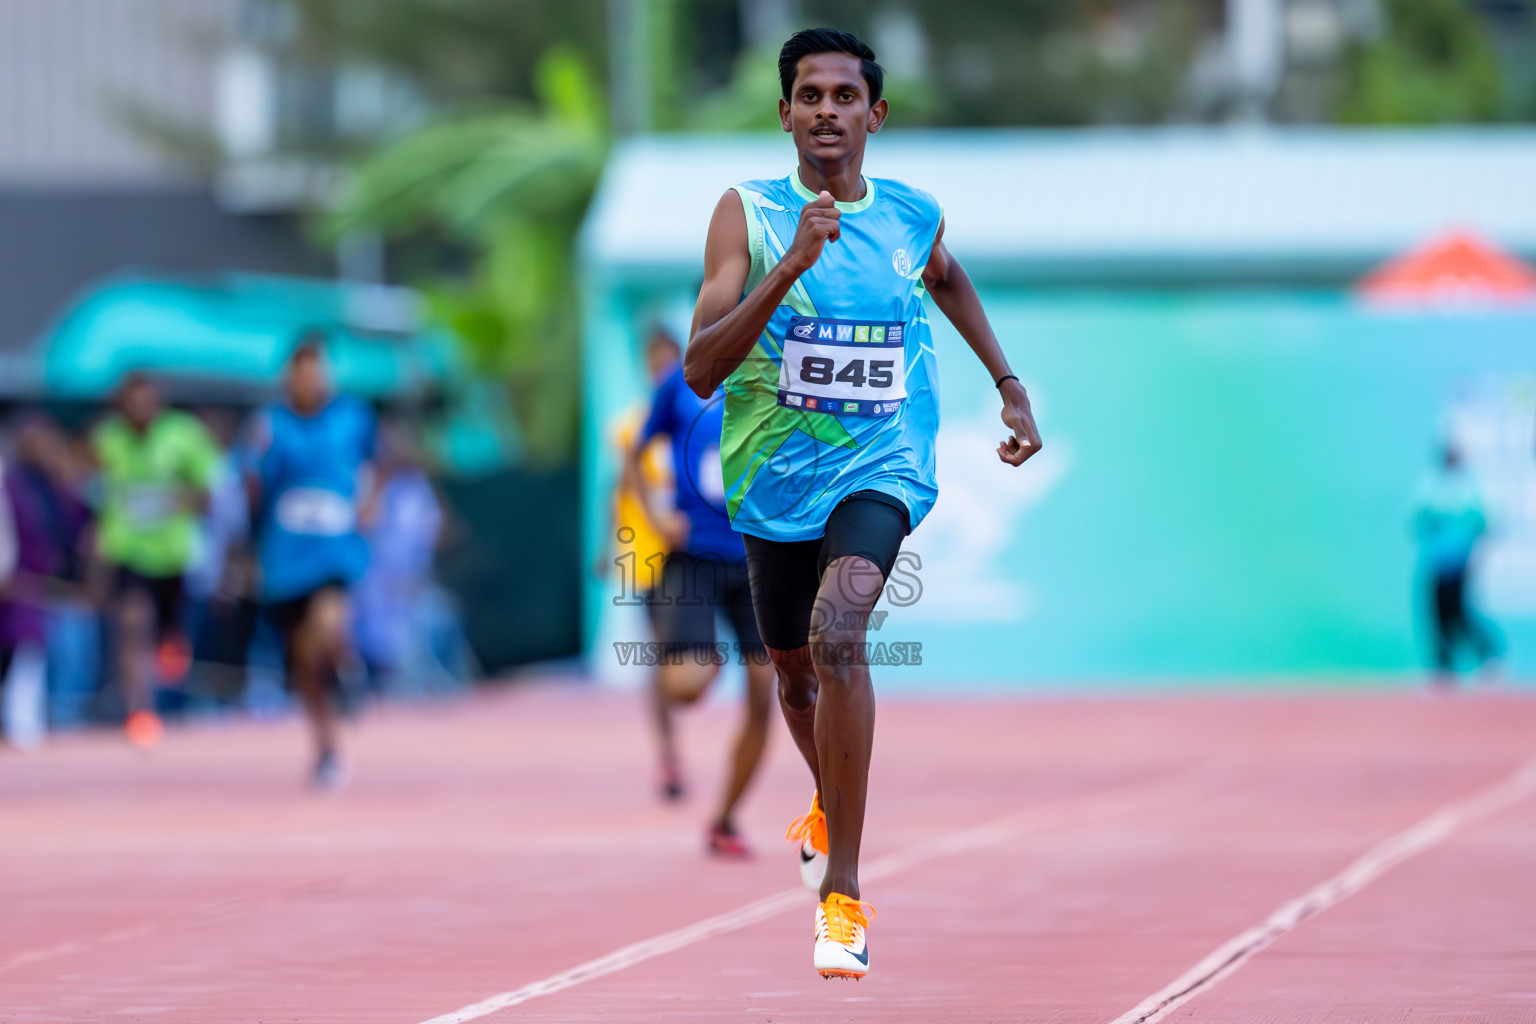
813;892;873;979
786;790;828;891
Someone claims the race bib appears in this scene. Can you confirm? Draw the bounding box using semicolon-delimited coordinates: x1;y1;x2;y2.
777;315;907;417
122;484;178;527
274;487;355;537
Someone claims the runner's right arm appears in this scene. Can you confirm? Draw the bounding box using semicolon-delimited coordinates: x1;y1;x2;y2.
684;189;841;397
624;440;688;552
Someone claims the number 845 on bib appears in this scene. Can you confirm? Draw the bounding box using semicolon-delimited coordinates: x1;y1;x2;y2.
777;315;908;418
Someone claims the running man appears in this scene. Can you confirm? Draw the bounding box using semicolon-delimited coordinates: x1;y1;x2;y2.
243;337;378;788
92;374;221;746
682;29;1042;978
627;326;777;857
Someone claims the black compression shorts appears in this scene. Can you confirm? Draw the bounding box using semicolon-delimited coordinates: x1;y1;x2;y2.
264;580;349;638
742;490;910;651
646;552;764;657
113;568;186;639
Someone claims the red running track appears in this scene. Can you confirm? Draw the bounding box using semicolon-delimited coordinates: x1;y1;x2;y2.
2;682;1534;1023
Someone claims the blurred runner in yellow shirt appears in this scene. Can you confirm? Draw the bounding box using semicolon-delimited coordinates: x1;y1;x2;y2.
594;331;688;797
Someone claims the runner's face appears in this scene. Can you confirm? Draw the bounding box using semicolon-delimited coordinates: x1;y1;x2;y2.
645;341;680;381
122;381;160;430
779;54;887;163
286;355;330;411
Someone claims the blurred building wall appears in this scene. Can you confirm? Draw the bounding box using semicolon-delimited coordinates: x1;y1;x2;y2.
0;0;236;185
0;0;327;354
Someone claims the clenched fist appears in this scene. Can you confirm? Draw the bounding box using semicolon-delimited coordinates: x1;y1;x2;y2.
785;191;841;274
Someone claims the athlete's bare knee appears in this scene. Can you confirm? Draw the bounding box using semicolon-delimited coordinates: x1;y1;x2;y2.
299;590;350;664
659;662;714;704
809;622;871;694
771;648;817;709
307;589;349;638
811;657;868;698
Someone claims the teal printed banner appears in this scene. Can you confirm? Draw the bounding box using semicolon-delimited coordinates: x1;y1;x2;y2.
584;289;1536;690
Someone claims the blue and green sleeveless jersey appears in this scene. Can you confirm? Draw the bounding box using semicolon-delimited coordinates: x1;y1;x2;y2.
243;396;376;601
721;169;943;542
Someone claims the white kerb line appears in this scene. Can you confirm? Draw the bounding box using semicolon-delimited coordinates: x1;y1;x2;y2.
1107;755;1536;1024
418;764;1211;1024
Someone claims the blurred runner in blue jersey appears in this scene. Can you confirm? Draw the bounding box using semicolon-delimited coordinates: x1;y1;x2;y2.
626;325;775;858
243;336;378;789
682;29;1043;978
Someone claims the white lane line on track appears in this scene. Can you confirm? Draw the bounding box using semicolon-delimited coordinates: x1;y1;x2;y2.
1108;755;1536;1024
417;764;1215;1024
0;942;85;973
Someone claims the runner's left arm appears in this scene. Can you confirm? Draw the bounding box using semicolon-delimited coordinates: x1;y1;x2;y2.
922;219;1043;467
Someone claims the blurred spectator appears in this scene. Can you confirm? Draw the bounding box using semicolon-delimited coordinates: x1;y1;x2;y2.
1414;443;1502;687
0;386;468;742
182;407;256;712
1;414;92;748
352;423;457;696
0;453;13;577
91;374;221;744
185;409;251;606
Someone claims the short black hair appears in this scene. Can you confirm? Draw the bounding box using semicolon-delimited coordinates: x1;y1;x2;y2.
778;28;883;104
290;328;326;364
118;369;152;392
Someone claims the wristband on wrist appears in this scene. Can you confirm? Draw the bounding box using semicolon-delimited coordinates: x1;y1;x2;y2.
994;374;1020;389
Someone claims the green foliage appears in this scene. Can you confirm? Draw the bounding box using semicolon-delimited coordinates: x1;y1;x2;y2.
686;43;939;133
326;49;608;463
917;0;1204;126
689;46;790;132
279;0;606;106
740;0;1204;127
1342;0;1505;123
